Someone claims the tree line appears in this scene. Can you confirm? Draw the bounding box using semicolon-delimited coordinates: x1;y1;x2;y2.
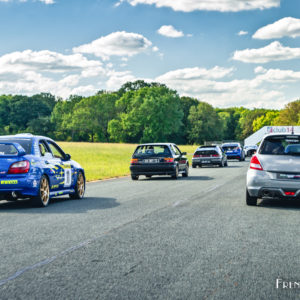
0;80;299;144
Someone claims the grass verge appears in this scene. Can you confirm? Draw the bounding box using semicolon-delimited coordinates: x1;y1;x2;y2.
58;142;197;182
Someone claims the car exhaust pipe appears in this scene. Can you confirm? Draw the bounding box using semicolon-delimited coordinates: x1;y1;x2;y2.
263;191;270;197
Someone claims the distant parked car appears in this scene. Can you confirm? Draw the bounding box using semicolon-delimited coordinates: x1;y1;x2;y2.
130;143;189;180
244;145;258;157
0;133;85;207
192;145;227;168
221;143;245;161
246;133;300;206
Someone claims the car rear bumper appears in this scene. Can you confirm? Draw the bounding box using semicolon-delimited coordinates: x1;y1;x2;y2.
247;169;300;198
130;164;176;175
0;175;39;197
226;153;241;159
192;158;222;165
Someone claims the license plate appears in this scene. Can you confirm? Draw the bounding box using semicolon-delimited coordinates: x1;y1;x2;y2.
144;159;159;163
278;173;300;180
202;160;210;163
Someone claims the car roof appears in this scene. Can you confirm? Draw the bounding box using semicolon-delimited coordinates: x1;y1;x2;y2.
0;133;54;142
222;143;240;146
263;133;300;138
137;143;174;147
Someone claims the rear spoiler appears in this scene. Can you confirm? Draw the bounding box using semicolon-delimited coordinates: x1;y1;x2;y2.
0;142;26;157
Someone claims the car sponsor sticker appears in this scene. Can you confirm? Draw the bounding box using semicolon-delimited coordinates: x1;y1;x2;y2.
64;167;72;187
1;180;18;184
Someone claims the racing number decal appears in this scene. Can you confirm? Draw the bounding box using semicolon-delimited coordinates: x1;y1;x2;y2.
64;168;72;187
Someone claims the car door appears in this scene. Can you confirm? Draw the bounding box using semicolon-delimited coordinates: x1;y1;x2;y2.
46;140;72;190
38;139;61;190
172;144;186;171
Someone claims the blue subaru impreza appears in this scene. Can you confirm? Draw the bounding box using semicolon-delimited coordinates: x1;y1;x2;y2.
0;134;85;207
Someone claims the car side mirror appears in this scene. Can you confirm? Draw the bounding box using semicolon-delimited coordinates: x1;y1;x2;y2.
181;152;187;155
64;153;71;161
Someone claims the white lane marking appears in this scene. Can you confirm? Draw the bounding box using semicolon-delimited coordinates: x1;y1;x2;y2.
0;239;92;287
172;183;225;207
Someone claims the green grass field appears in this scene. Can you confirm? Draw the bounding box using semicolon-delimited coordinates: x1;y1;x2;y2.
57;142;197;182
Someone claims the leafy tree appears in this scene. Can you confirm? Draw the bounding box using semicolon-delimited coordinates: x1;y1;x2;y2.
65;92;118;142
275;99;300;125
253;111;280;132
108;86;183;143
236;108;267;140
51;95;83;140
187;102;222;144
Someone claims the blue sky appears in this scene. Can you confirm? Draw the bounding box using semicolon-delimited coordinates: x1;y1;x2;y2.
0;0;300;108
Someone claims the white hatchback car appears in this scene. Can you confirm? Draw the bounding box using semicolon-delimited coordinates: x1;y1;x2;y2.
246;133;300;206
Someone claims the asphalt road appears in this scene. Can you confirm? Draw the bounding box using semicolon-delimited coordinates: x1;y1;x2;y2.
1;159;300;299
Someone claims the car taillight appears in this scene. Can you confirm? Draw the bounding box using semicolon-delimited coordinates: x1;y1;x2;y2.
8;160;30;174
164;158;174;163
284;191;295;196
193;155;200;158
130;159;138;164
212;154;220;157
250;155;263;171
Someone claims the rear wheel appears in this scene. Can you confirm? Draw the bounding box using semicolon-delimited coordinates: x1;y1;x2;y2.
70;171;85;199
219;161;224;168
192;164;196;169
182;165;189;177
32;175;50;207
246;189;257;206
224;160;228;167
131;174;139;180
172;166;179;179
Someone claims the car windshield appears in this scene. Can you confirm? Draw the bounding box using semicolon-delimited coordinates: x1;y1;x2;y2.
134;145;171;157
260;135;300;155
222;145;239;151
0;138;32;154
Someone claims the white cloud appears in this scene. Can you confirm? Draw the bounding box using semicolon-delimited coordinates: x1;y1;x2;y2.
253;17;300;39
154;65;298;108
38;0;54;4
126;0;280;12
0;50;103;75
73;31;155;60
157;25;184;38
238;30;248;36
255;67;300;83
156;66;234;81
0;0;54;3
232;41;300;63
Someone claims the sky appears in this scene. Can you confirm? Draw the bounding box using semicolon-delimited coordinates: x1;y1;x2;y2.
0;0;300;109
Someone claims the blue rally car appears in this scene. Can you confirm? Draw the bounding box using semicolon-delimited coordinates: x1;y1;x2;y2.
0;134;85;207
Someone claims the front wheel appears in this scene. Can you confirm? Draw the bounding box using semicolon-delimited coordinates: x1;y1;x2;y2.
70;171;85;199
32;175;50;207
246;189;257;206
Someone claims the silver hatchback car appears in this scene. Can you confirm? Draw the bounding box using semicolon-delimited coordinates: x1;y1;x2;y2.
246;133;300;206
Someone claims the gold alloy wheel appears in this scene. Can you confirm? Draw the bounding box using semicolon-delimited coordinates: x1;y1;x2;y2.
40;177;49;205
77;173;85;198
